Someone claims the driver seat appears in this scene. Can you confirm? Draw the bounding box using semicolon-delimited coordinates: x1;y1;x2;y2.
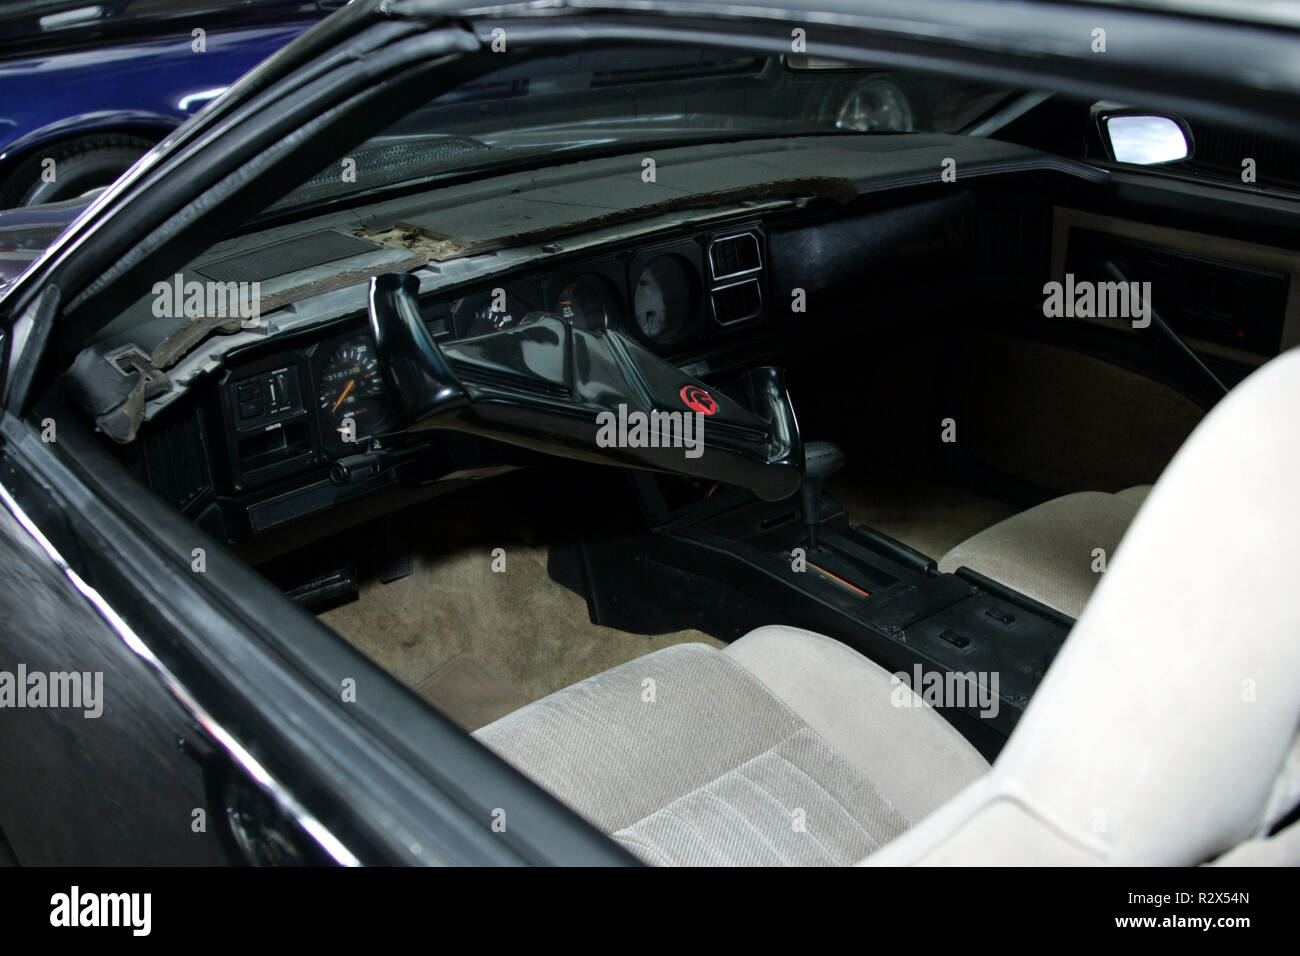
474;347;1300;865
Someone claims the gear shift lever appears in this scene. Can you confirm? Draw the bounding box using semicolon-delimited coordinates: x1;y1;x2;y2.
799;441;845;551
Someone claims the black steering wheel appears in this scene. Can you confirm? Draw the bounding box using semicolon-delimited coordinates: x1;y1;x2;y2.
366;273;804;501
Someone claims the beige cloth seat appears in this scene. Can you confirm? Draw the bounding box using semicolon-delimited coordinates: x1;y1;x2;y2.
937;484;1152;618
475;626;989;865
475;348;1300;865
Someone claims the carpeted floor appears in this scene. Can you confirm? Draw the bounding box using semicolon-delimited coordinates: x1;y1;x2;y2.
316;488;720;730
958;331;1203;494
827;467;1019;561
312;455;1016;729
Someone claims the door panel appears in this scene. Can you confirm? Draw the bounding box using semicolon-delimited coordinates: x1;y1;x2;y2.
1050;206;1300;367
0;500;229;865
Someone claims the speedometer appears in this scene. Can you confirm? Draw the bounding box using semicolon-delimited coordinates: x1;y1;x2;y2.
317;336;394;447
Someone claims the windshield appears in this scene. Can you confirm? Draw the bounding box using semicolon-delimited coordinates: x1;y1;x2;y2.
269;48;1013;218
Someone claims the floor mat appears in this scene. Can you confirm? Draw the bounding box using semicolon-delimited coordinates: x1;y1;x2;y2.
414;655;528;732
827;468;1019;561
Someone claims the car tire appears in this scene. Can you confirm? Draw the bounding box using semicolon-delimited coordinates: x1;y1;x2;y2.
0;133;155;208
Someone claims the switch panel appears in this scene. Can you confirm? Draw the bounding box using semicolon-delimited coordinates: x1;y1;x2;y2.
229;366;303;426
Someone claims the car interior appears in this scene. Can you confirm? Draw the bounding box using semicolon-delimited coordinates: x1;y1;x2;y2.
39;48;1300;864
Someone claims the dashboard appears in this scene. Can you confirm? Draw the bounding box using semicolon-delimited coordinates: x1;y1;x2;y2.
94;133;1116;543
168;223;775;537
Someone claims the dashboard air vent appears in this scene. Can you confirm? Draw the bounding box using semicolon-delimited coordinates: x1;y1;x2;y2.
708;232;762;281
144;413;213;514
711;278;763;327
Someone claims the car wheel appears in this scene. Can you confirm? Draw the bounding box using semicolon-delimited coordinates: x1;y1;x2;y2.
0;133;154;208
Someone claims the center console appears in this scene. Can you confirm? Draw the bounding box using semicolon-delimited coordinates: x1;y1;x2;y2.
549;466;1073;760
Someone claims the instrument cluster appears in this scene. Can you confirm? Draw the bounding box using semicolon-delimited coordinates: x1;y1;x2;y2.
418;227;763;351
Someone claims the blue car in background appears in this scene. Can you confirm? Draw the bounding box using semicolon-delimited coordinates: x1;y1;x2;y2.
0;0;334;207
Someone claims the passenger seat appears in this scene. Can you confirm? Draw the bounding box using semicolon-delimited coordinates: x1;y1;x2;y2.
937;485;1152;619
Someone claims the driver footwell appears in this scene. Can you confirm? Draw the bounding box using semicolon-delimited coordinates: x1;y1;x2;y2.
310;474;721;730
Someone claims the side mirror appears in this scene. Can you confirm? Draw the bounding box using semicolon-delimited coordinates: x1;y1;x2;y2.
1096;108;1192;165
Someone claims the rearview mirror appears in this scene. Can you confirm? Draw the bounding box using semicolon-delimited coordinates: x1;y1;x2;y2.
1101;113;1191;165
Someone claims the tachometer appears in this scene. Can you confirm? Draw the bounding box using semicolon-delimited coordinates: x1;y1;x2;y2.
317;336;394;446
